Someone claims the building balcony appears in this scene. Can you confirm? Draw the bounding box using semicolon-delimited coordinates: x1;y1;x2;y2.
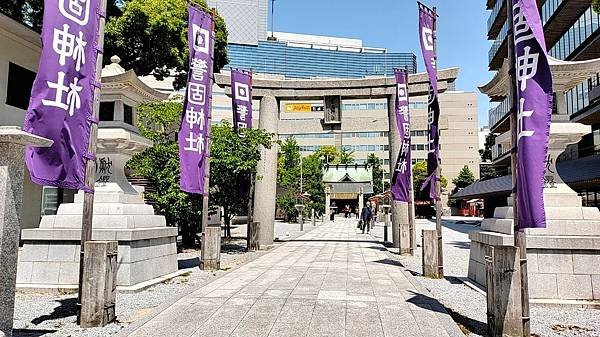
487;0;506;40
488;20;509;70
488;97;510;132
543;0;591;51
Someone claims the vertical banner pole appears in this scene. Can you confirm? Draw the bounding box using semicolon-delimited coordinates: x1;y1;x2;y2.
406;67;416;255
201;8;216;237
432;6;444;278
507;2;530;335
77;0;107;324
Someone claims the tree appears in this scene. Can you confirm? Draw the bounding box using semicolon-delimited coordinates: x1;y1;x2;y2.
209;121;274;238
104;0;229;90
1;0;122;31
479;164;498;181
367;154;388;195
128;101;274;244
127;99;203;247
452;165;476;190
276;138;325;221
315;145;338;164
594;0;600;14
339;148;355;164
479;133;495;162
412;161;447;200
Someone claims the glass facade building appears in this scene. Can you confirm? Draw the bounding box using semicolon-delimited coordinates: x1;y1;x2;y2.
226;41;417;79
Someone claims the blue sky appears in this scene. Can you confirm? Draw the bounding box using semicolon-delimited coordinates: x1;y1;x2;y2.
271;0;492;127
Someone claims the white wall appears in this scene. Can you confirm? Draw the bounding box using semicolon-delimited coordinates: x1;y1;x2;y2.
0;15;43;229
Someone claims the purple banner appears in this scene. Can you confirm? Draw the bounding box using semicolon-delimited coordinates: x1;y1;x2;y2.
179;6;213;194
418;3;441;201
391;69;411;202
512;0;552;229
23;0;102;190
231;69;253;132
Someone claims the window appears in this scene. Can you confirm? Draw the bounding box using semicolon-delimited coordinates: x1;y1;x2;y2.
99;102;115;121
6;62;36;110
124;104;134;125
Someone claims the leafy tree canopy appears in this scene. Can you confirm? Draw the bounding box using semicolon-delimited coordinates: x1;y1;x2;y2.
367;154;389;195
412;161;447;200
127;100;274;245
277;138;325;221
104;0;229;90
452;165;476;189
594;0;600;14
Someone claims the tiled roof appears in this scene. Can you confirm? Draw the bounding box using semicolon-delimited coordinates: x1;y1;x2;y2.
452;155;600;199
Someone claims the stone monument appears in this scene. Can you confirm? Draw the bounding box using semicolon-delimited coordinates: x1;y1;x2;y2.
16;57;178;291
0;127;52;337
468;121;600;301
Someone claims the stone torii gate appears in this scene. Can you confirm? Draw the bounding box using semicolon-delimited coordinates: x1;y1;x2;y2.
215;68;458;249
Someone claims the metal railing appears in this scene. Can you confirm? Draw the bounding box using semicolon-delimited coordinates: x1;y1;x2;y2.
489;97;510;128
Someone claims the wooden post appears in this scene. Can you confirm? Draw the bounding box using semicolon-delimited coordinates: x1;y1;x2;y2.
422;229;441;278
248;221;260;251
78;0;107;324
384;213;389;242
246;172;255;250
485;245;523;337
80;241;118;328
312;208;316;226
200;226;221;270
404;66;416;256
432;6;444;278
507;2;530;335
200;8;220;270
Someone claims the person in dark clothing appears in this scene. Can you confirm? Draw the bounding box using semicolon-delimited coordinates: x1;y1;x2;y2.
360;201;373;234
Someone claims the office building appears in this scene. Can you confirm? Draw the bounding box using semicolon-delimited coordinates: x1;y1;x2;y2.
456;0;600;208
207;0;268;45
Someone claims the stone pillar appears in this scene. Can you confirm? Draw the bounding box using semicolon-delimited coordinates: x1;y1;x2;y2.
0;127;52;337
387;94;406;248
555;89;567;115
253;95;279;248
325;185;331;221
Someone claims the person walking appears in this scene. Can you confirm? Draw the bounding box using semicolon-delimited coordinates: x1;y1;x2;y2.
360;201;373;234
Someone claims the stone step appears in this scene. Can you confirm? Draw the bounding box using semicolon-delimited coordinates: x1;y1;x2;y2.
481;218;513;235
39;214;166;229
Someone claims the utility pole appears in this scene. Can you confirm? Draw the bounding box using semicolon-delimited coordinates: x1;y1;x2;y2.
507;1;530;335
77;0;107;324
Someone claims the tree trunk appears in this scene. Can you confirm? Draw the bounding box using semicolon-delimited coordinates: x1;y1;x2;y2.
224;207;231;239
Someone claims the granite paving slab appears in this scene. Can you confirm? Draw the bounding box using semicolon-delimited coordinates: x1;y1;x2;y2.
121;219;463;337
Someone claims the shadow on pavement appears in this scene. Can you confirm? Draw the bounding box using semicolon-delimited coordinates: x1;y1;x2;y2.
30;297;77;325
373;258;405;267
288;239;380;244
178;256;199;269
448;240;471;250
13;329;57;337
405;290;488;336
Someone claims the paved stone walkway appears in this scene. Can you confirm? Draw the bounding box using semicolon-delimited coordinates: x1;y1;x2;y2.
124;219;463;337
